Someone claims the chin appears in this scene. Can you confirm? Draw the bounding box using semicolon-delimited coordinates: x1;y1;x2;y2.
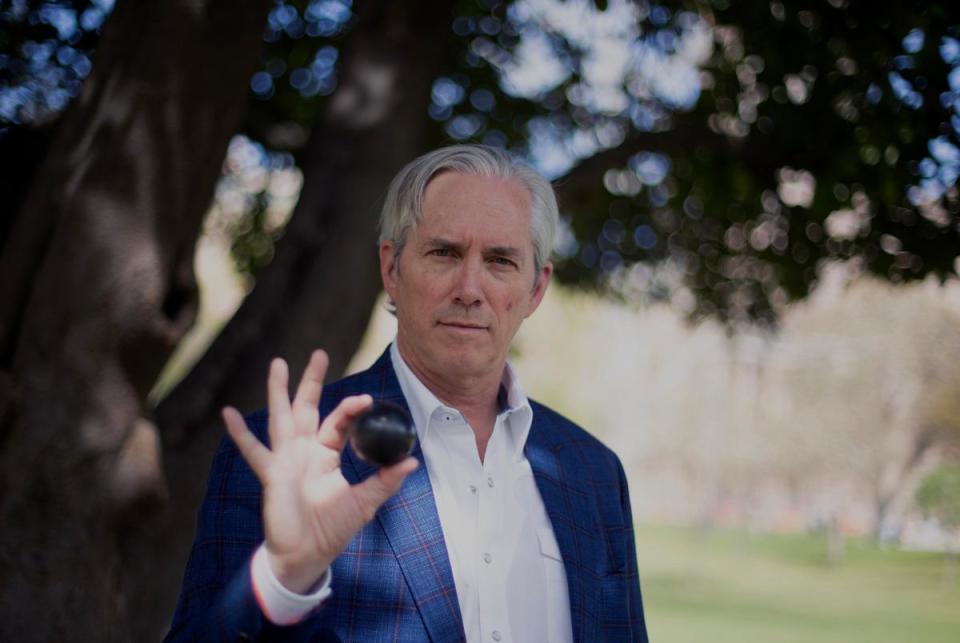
446;348;500;375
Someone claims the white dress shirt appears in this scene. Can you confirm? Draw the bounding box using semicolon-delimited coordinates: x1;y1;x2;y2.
252;342;573;642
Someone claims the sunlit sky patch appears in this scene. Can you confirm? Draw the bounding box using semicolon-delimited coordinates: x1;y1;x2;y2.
491;0;711;178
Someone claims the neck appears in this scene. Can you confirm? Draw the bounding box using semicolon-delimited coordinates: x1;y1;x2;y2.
396;340;503;461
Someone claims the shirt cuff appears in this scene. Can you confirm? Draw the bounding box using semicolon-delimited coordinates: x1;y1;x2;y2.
250;543;332;625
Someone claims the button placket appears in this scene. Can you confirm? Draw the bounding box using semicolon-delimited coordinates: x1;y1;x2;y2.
479;417;512;643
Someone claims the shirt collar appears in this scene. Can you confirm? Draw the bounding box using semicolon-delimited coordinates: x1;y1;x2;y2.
389;341;533;460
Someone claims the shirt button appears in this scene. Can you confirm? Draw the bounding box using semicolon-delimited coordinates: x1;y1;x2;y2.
487;476;494;488
468;485;477;494
492;630;502;641
483;552;492;564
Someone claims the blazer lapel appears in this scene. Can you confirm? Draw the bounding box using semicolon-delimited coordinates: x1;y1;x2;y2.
525;415;604;643
340;350;466;642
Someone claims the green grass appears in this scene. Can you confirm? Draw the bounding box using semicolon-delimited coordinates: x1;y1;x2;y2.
636;524;960;643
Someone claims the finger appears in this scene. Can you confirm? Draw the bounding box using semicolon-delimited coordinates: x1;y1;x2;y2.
223;407;271;479
351;456;419;516
316;394;373;452
267;358;295;444
292;350;328;434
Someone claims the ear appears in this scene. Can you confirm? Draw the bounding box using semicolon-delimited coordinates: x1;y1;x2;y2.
525;260;553;318
379;241;399;300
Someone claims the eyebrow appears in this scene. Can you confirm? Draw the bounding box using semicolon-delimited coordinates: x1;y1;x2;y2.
488;245;522;258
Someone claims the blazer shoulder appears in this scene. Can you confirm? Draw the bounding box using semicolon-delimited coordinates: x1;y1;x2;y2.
322;366;386;398
319;351;402;412
242;350;398;432
528;399;623;469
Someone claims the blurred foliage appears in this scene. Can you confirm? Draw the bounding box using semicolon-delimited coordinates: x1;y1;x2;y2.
0;0;107;125
243;0;354;146
212;136;301;278
916;465;960;529
3;0;959;325
525;0;960;325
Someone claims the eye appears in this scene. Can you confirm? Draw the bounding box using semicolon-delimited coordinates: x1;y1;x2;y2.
428;248;452;257
489;256;518;268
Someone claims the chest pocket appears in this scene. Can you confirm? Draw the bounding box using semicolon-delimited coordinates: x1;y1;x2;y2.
537;527;572;643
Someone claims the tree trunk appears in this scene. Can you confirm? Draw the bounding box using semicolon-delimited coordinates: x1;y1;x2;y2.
944;545;958;588
0;1;271;640
826;512;845;566
142;3;453;639
871;433;939;544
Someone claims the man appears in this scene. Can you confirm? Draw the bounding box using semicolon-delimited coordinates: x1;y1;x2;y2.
166;145;648;642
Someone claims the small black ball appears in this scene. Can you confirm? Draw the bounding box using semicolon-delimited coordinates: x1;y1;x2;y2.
350;401;416;467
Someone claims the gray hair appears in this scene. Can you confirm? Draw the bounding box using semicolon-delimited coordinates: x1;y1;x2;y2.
378;144;558;276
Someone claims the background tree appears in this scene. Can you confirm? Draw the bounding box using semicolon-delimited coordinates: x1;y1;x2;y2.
2;0;960;640
765;278;960;541
0;0;275;639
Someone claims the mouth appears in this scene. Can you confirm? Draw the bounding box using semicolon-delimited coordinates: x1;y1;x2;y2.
437;321;488;332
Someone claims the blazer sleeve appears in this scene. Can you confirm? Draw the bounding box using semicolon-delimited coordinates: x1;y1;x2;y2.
615;457;649;642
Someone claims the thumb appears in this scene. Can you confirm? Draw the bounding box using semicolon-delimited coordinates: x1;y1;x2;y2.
352;457;419;516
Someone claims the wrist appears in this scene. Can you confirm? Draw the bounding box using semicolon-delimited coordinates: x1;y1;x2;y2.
252;545;332;625
266;548;331;595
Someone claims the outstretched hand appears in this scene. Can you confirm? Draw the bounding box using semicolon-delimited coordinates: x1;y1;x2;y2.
222;350;418;594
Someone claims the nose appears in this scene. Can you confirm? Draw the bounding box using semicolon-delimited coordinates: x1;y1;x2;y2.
452;256;484;308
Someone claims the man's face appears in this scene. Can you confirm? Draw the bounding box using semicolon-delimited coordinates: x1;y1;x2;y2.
380;171;552;384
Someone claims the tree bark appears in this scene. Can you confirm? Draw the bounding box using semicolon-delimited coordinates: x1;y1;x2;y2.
142;3;454;639
0;1;271;640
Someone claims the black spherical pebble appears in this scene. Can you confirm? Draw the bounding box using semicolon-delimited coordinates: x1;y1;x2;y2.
350;402;416;467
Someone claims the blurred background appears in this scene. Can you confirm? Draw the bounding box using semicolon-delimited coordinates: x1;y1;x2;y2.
2;0;959;641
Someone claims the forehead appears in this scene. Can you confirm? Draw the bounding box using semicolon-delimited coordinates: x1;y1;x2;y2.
414;172;533;246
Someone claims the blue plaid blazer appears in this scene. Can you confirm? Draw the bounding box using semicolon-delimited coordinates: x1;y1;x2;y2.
166;349;647;642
